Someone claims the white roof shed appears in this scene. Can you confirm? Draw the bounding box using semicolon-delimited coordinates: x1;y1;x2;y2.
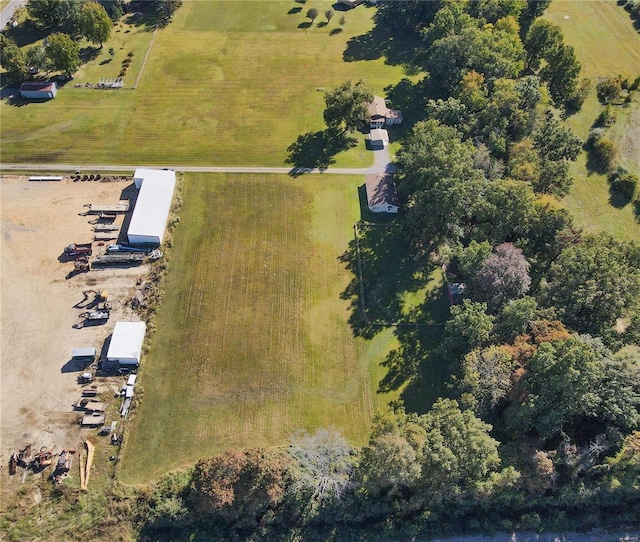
107;321;146;367
127;168;176;246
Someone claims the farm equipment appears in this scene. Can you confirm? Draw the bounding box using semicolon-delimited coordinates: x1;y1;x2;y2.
79;372;94;384
64;243;92;256
93;252;145;266
107;244;148;253
33;447;53;470
74;257;90;273
80;310;110;323
55;450;75;473
9;452;18;475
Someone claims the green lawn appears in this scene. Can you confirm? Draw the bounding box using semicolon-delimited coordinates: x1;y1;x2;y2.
546;0;640;80
546;0;640;241
120;174;400;484
1;1;409;167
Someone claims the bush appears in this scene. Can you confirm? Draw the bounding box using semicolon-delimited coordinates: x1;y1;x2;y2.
609;167;638;199
629;76;640;91
566;78;591;111
127;51;134;58
597;77;622;103
587;127;606;146
591;138;616;171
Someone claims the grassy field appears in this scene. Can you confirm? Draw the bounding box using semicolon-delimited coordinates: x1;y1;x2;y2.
546;0;640;241
1;1;409;167
119;174;402;484
546;0;640;80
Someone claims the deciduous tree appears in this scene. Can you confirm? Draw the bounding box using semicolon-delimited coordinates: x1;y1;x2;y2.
473;243;532;312
80;1;112;47
323;79;373;133
46;32;81;77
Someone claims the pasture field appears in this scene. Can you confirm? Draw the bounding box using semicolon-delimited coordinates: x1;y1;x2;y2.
546;0;640;241
546;0;640;80
120;174;401;484
0;1;409;167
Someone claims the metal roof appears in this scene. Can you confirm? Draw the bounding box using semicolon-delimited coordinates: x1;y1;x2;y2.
127;169;176;244
106;321;146;363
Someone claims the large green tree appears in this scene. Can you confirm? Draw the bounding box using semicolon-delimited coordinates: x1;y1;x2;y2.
79;1;112;47
46;33;81;77
0;35;28;84
323;80;373;133
506;336;640;441
542;235;640;336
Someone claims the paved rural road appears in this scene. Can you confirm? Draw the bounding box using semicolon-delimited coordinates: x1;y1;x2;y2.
0;0;27;28
0;147;395;176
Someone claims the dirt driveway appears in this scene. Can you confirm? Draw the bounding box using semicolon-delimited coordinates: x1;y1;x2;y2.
0;175;148;478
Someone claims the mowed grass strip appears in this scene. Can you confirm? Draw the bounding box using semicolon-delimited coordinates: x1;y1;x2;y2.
120;174;397;484
1;1;409;167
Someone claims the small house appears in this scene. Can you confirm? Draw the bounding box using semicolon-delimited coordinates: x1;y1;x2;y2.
365;173;399;213
20;81;58;99
369;128;389;149
368;95;403;128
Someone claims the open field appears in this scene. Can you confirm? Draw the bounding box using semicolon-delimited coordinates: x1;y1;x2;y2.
547;0;640;241
546;0;640;80
0;175;148;486
0;1;410;167
119;174;401;484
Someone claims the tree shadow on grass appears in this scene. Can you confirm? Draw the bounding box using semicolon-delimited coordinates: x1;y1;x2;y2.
339;222;426;339
298;21;312;29
4;19;47;47
329;27;343;36
343;24;422;73
286;129;357;173
378;285;453;415
608;186;633;209
288;6;302;14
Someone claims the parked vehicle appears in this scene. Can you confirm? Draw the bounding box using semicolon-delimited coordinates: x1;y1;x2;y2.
64;243;92;256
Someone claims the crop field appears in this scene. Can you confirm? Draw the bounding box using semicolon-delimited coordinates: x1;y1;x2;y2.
547;0;640;242
120;174;401;484
1;0;409;167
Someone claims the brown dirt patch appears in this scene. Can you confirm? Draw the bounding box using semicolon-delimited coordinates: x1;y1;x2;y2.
0;175;148;497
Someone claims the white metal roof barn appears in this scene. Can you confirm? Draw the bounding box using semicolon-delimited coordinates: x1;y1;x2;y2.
127;168;176;246
106;321;147;367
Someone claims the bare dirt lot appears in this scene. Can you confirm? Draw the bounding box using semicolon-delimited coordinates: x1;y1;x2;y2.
0;175;147;490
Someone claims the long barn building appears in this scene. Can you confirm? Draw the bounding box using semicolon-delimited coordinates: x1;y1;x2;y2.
127;168;176;246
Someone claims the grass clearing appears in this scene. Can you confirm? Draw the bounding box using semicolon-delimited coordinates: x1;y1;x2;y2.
1;1;410;167
546;0;640;241
120;174;399;484
546;0;640;80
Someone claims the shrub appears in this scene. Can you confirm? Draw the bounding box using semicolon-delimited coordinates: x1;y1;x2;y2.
609;167;638;200
596;77;622;103
629;76;640;91
127;51;134;58
587;127;606;146
591;138;616;171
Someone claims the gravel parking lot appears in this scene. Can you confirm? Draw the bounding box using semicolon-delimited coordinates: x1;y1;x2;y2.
0;175;148;476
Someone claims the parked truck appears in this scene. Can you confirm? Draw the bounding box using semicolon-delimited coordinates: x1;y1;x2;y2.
64;243;92;256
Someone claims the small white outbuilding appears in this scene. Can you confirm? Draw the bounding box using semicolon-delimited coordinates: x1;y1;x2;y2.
106;321;146;368
127;168;176;246
369;128;389;149
20;81;58;99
